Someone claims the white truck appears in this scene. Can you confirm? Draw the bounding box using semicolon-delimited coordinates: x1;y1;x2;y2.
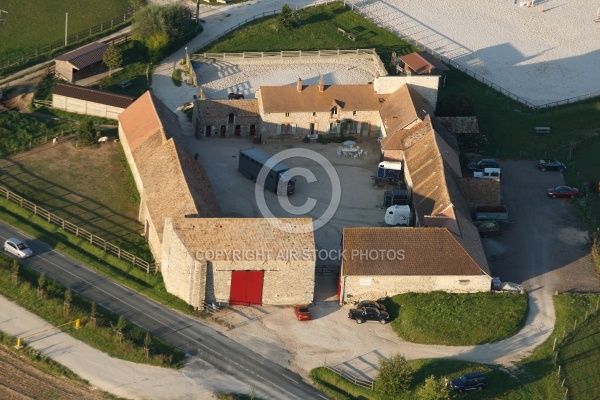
384;205;411;226
473;167;501;180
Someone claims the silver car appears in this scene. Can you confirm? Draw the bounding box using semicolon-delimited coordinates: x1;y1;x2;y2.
4;238;33;258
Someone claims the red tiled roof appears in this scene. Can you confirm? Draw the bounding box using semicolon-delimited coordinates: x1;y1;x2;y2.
53;83;135;108
342;227;484;276
56;42;108;70
400;52;449;75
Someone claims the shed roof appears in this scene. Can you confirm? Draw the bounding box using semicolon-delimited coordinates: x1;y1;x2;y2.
56;42;109;70
53;83;135;108
436;116;480;134
400;52;449;75
342;227;484;276
258;84;386;113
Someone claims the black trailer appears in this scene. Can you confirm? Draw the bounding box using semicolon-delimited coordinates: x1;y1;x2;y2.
383;190;409;207
238;148;296;195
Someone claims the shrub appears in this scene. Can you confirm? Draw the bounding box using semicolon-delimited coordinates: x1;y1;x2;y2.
375;353;413;399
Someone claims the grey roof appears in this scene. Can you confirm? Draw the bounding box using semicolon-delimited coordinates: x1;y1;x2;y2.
56;42;109;69
53;83;135;108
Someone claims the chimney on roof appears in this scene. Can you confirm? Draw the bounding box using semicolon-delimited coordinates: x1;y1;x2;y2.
318;76;324;92
297;78;302;92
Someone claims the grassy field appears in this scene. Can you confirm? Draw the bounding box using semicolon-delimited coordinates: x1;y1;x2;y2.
385;292;528;345
0;0;130;56
311;294;600;400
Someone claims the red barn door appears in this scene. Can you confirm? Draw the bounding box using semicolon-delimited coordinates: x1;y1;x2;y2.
230;270;264;306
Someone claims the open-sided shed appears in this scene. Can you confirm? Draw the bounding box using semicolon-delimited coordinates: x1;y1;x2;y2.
52;83;135;119
55;42;108;83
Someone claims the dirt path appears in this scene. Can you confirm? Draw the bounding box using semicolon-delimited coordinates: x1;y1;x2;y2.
0;344;111;400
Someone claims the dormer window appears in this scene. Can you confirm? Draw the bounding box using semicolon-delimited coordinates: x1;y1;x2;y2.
331;106;338;118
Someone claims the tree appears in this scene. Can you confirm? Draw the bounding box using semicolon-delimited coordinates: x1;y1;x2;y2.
11;259;19;285
278;5;295;29
116;315;127;343
374;353;413;399
64;288;72;319
77;119;98;146
37;273;46;299
102;44;123;78
417;375;452;400
132;4;189;61
144;331;152;359
129;0;148;11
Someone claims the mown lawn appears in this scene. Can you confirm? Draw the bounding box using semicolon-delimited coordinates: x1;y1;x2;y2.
312;294;600;400
386;292;528;345
0;0;130;56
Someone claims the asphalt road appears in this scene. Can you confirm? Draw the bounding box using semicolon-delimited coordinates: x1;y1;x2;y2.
0;223;325;400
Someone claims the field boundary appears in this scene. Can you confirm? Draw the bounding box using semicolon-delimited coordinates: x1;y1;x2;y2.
0;185;155;273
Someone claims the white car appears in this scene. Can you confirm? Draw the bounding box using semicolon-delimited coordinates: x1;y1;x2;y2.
3;238;33;258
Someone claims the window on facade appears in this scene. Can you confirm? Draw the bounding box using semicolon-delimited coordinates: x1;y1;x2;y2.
312;112;317;116
285;112;290;117
228;113;234;124
331;106;338;118
353;111;357;116
329;123;336;134
350;122;359;134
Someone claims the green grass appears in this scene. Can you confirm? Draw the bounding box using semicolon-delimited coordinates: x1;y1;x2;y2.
0;0;130;56
312;294;600;399
0;253;186;368
386;292;528;345
0;196;194;314
197;2;417;63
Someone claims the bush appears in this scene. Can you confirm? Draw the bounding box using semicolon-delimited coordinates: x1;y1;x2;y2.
374;353;413;399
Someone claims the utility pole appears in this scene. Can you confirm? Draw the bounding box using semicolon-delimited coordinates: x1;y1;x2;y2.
65;13;68;46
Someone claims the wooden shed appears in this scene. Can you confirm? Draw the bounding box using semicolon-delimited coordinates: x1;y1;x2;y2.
52;83;135;119
399;52;449;76
55;42;108;83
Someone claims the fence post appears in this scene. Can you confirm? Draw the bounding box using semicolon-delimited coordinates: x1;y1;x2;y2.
557;365;561;376
553;337;557;351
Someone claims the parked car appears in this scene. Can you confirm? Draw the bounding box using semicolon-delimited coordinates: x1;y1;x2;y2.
450;372;487;392
348;307;390;324
293;305;311;321
468;158;499;172
3;238;33;259
538;159;566;172
547;186;579;199
356;300;387;312
492;277;524;293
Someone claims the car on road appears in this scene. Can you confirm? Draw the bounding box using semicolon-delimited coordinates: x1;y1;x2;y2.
468;158;499;172
348;307;390;324
538;159;566;172
450;372;487;392
293;305;311;321
547;186;579;199
356;300;387;312
3;238;33;259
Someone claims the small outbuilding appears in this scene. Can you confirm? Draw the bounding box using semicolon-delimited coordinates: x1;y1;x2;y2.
52;83;135;119
399;51;449;76
55;42;109;83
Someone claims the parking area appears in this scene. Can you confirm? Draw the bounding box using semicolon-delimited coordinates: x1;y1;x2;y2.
482;160;599;293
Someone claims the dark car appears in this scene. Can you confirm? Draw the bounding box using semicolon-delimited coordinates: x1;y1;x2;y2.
538;159;566;172
468;158;499;172
450;372;487;392
356;300;387;312
293;305;311;321
547;186;579;199
348;307;390;324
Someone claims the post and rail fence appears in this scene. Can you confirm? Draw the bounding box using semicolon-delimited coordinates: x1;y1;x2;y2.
0;185;156;273
324;359;375;390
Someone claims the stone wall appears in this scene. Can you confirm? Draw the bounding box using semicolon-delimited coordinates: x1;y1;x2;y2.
340;274;491;304
374;76;440;110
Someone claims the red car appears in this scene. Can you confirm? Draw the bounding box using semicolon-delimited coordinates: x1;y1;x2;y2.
293;305;311;321
547;186;579;199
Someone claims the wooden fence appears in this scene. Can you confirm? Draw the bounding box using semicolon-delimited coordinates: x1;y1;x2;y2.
0;185;155;273
0;11;133;72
